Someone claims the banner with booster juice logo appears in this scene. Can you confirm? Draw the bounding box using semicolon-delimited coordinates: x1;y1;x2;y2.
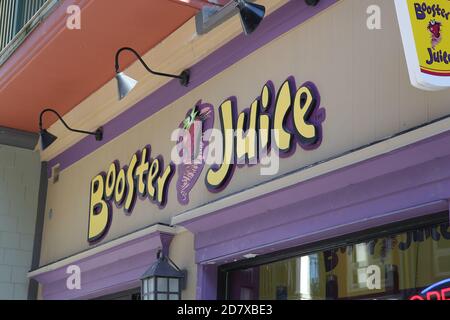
395;0;450;90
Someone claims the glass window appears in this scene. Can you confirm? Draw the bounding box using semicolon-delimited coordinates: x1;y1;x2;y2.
169;294;180;300
157;278;167;292
148;278;154;293
169;278;179;293
225;220;450;300
143;279;148;293
157;294;168;300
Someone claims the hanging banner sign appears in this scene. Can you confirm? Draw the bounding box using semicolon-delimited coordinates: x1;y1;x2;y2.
395;0;450;90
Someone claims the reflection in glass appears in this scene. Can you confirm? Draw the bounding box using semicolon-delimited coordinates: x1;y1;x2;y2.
299;256;310;300
227;222;450;300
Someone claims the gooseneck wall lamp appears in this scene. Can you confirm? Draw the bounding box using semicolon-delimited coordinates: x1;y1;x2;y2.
115;47;190;100
39;108;103;150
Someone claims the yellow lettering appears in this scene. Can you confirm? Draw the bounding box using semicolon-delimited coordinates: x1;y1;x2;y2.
273;80;293;153
157;164;174;205
88;175;110;243
293;85;318;145
135;147;150;196
261;84;272;111
124;154;138;212
259;115;270;154
236;100;258;163
147;158;160;200
105;162;117;200
206;99;235;191
114;168;127;206
259;83;273;153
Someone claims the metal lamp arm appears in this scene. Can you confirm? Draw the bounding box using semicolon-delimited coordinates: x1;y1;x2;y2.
115;47;190;86
115;47;181;80
39;108;101;137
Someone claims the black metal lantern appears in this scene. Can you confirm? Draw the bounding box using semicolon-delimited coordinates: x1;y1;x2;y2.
141;250;186;300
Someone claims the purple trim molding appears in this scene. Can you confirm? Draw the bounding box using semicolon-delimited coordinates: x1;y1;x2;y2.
182;130;450;299
31;230;174;300
46;0;339;177
196;265;218;300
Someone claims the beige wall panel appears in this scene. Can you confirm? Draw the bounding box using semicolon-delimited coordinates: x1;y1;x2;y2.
374;1;401;140
40;0;450;265
169;231;197;300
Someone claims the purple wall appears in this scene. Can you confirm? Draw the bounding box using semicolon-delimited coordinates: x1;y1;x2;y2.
32;231;173;300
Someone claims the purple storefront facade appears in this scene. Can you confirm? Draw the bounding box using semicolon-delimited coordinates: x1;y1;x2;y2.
186;128;450;299
29;0;450;300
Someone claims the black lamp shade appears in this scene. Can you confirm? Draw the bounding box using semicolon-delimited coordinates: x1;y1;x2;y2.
237;1;266;35
40;129;58;150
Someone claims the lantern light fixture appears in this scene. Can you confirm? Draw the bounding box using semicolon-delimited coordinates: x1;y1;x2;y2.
115;47;190;100
38;108;103;150
141;250;187;301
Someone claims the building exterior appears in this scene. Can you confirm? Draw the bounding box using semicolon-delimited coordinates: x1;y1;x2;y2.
0;0;450;300
0;144;40;299
0;0;49;300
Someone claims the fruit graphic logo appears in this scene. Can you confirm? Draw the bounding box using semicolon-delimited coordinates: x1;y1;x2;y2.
176;101;214;205
428;19;442;49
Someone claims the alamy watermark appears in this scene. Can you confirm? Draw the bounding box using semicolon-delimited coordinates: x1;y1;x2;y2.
170;124;283;176
66;5;81;30
66;265;81;290
367;5;382;30
366;265;381;290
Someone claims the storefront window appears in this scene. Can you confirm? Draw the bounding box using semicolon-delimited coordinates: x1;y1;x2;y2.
225;220;450;300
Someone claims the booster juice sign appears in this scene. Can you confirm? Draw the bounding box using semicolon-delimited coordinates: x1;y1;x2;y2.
395;0;450;90
87;77;326;244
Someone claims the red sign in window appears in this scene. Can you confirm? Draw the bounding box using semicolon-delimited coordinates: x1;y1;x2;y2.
409;279;450;300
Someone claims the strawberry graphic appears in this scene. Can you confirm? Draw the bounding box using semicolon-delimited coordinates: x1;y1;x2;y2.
428;19;442;49
182;107;202;160
176;102;214;205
